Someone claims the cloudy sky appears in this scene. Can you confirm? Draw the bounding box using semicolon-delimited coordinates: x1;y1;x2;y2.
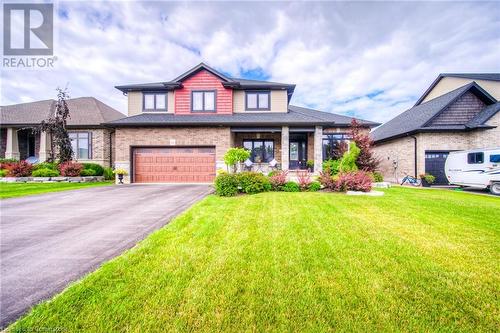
2;0;500;123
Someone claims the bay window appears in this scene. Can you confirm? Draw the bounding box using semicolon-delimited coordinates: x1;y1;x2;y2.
243;140;274;163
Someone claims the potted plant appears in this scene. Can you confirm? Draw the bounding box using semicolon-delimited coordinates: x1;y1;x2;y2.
419;173;435;187
306;160;314;172
113;168;128;184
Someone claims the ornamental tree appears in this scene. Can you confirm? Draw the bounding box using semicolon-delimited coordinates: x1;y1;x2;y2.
348;119;379;172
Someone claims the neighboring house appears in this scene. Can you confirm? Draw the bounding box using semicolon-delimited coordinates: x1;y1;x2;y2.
107;63;379;183
0;97;125;166
372;74;500;184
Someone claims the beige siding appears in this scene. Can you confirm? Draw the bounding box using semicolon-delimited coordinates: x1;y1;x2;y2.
233;90;288;113
422;77;500;103
127;91;174;116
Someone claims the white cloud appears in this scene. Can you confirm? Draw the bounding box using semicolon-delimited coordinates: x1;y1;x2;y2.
1;1;499;124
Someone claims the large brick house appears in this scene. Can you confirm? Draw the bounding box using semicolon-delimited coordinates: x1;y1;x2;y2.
372;74;500;184
107;63;379;183
0;97;124;166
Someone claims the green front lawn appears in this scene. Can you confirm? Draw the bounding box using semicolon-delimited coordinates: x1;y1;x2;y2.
11;188;499;332
0;181;114;199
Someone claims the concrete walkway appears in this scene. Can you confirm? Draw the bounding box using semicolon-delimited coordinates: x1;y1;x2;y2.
0;184;212;328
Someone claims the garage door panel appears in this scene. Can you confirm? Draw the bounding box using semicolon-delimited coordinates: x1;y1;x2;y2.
425;151;450;185
133;147;216;183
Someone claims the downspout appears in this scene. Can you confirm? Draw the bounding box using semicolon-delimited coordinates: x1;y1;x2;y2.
409;135;417;178
109;130;113;168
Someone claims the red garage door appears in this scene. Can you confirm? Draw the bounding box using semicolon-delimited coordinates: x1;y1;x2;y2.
133;147;216;183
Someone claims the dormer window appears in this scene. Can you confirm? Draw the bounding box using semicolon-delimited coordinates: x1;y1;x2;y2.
246;91;270;111
191;91;216;112
143;93;167;112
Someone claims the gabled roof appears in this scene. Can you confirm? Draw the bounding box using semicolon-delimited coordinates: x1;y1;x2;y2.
1;97;125;127
371;82;498;143
173;62;233;82
115;63;296;97
415;73;500;106
105;104;379;128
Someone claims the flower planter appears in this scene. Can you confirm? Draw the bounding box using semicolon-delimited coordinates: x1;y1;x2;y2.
117;174;124;184
421;179;431;187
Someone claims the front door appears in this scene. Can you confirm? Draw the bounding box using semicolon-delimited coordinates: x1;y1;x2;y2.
289;140;307;170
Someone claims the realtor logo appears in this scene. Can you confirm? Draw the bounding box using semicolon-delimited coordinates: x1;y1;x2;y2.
3;3;53;56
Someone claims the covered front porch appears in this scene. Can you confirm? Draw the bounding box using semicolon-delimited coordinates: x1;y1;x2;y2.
230;126;324;174
0;127;51;161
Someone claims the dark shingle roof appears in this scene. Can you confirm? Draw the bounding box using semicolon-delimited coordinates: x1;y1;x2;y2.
115;63;295;96
1;97;125;127
415;73;500;106
105;104;378;128
371;82;498;142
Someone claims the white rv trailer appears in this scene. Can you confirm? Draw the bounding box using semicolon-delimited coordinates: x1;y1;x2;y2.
444;147;500;195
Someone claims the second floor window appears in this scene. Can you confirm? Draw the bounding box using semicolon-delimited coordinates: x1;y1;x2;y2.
69;132;91;160
246;91;270;110
192;91;216;112
143;93;167;111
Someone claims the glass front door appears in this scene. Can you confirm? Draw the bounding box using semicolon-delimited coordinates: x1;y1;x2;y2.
289;140;307;169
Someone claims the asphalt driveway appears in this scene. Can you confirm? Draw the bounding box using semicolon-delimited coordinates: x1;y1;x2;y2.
0;184;212;328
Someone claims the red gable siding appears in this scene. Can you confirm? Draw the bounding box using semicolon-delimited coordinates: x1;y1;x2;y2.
174;69;233;115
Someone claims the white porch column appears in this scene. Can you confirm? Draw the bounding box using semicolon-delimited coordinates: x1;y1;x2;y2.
314;126;323;173
38;131;51;162
5;128;20;160
281;126;289;170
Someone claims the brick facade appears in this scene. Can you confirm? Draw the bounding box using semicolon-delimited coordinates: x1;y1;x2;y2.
374;111;500;183
174;69;233;115
68;128;114;167
114;127;232;183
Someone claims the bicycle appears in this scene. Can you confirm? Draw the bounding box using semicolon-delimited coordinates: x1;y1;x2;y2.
400;174;421;186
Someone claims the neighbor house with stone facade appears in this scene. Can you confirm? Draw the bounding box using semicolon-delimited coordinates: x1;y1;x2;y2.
0;97;124;166
372;74;500;184
106;63;379;184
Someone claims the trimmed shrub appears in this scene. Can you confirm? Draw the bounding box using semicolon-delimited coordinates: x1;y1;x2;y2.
80;169;97;177
214;173;239;197
237;172;272;194
308;181;321;192
372;171;383;182
323;159;341;175
333;171;372;192
282;181;300;192
33;162;58;171
0;169;7;177
269;170;288;191
103;167;114;180
59;162;83;177
224;148;250;172
339;142;360;173
32;168;59;177
297;171;312;191
319;171;335;189
7;161;33;177
82;163;104;176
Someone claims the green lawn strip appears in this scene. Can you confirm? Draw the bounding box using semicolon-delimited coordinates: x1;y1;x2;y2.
10;188;499;332
0;181;114;199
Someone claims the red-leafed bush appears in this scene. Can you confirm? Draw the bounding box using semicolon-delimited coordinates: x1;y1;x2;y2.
7;161;33;177
349;119;379;172
319;171;335;189
269;170;288;190
297;171;311;191
333;171;372;192
59;161;83;177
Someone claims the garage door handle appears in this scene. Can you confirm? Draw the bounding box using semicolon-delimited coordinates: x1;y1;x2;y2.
173;166;177;171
